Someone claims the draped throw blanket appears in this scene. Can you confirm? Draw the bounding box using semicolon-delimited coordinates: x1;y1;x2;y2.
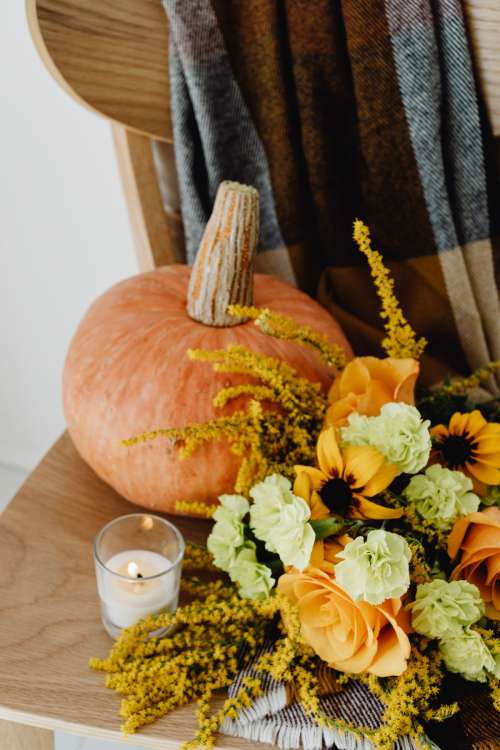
221;640;500;750
161;0;499;385
158;7;500;747
220;641;441;750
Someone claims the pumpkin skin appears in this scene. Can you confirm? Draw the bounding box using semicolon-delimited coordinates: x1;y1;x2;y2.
63;266;352;514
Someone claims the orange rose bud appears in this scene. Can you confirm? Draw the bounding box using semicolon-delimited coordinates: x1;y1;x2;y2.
309;534;352;575
278;567;411;677
326;356;419;427
448;507;500;621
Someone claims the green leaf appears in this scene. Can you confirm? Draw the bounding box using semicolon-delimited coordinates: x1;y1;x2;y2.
310;518;345;540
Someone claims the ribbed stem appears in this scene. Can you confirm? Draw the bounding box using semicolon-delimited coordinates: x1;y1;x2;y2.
187;181;259;326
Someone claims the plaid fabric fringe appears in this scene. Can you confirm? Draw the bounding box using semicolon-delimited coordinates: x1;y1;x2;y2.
220;642;440;750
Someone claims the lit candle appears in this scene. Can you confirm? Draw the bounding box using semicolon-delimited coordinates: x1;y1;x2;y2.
94;514;185;638
102;549;176;629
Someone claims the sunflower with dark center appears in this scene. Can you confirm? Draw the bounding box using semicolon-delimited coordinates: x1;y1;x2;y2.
294;427;403;521
431;410;500;494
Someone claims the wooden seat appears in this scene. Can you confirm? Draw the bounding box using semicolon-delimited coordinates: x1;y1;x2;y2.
2;1;499;747
0;433;250;749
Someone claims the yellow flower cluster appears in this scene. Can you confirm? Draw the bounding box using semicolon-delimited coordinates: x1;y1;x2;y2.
185;676;263;750
91;564;465;750
175;500;216;518
90;585;281;741
292;660;376;741
125;344;327;498
408;541;434;586
355;645;456;750
353;220;427;359
473;625;500;708
182;542;217;572
439;360;500;396
189;346;327;492
228;305;347;370
403;504;450;550
492;681;500;712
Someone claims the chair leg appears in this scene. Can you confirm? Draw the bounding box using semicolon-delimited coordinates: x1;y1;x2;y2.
0;720;54;749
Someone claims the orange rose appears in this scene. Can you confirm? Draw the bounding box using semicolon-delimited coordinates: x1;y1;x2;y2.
309;534;352;575
278;567;411;676
326;356;419;427
448;507;500;621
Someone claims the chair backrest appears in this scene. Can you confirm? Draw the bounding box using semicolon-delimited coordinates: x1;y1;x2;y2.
27;0;500;269
27;0;181;270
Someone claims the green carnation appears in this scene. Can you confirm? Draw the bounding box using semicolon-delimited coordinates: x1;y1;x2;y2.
334;530;411;605
207;494;249;572
250;474;314;570
404;464;480;528
249;474;296;547
229;543;274;599
439;630;496;682
214;493;249;522
342;402;431;474
410;580;484;639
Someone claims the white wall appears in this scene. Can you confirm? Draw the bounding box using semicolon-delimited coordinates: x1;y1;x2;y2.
1;3;138;470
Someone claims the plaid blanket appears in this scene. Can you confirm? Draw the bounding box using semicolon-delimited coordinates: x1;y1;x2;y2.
219;640;500;750
158;3;500;747
220;642;437;750
161;0;499;386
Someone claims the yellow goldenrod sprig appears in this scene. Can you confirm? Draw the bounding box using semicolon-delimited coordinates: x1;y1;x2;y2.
123;342;327;497
491;679;500;711
408;541;434;585
439;360;500;396
182;542;217;572
91;589;282;742
175;500;216;518
403;505;450;551
356;643;446;750
228;305;347;370
91;575;464;750
213;383;276;409
353;219;427;359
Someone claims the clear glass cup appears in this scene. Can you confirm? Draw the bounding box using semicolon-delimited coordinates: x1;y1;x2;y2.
93;513;185;639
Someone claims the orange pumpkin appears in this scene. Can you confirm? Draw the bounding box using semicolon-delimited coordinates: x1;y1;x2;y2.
63;183;351;514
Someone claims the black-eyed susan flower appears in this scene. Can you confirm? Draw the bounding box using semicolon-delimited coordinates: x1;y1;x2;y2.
294;427;402;521
431;411;500;494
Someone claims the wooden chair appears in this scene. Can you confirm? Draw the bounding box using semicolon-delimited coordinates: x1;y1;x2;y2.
0;2;498;748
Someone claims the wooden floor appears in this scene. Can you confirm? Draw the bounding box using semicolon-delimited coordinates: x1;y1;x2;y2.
0;433;253;749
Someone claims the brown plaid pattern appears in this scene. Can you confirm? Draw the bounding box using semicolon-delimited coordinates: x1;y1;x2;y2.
160;2;500;745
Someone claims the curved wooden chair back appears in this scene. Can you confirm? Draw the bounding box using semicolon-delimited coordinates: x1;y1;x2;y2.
27;0;500;270
26;0;181;271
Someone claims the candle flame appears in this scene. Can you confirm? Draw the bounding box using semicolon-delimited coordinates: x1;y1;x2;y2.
127;561;140;578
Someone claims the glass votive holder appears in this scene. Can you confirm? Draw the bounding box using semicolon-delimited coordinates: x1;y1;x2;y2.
93;513;185;639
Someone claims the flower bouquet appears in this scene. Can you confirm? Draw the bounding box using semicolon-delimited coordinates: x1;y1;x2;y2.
91;221;500;750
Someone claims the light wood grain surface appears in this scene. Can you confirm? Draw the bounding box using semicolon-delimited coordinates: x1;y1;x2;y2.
26;0;172;141
0;721;54;750
0;433;254;749
112;125;183;271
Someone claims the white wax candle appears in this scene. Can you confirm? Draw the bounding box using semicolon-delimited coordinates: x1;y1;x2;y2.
101;549;176;629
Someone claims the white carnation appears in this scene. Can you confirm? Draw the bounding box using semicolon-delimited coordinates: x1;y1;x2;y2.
250;474;315;570
342;402;431;474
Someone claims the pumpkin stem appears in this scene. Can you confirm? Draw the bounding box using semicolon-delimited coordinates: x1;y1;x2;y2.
187;181;259;326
